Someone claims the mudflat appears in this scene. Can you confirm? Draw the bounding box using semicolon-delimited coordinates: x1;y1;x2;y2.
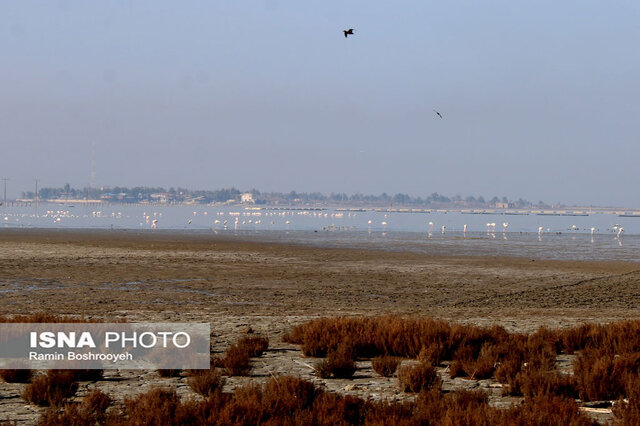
1;229;639;328
1;229;639;424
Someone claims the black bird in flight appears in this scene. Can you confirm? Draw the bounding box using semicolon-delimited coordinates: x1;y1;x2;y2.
433;109;443;119
343;28;355;38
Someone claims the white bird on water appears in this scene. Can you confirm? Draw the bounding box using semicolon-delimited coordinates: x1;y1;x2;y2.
463;224;467;233
441;225;446;234
538;226;544;235
617;227;625;238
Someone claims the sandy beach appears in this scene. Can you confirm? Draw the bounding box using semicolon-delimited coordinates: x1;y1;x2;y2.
1;229;640;423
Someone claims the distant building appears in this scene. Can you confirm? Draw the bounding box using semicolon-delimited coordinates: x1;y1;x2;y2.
495;202;511;209
241;193;255;204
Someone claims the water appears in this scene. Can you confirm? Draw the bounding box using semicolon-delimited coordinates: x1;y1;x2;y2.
1;203;638;262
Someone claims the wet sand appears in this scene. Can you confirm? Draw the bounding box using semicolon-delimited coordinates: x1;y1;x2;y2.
1;229;639;423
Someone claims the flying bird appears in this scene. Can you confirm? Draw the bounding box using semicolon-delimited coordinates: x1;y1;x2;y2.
433;109;443;119
343;28;355;38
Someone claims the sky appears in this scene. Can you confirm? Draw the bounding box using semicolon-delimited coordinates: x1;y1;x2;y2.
1;1;639;206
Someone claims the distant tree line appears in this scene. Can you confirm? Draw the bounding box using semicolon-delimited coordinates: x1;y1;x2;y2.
22;184;548;208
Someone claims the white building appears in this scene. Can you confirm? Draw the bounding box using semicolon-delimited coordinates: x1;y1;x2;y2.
241;193;255;204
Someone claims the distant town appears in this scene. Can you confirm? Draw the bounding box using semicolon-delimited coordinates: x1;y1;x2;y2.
10;184;557;209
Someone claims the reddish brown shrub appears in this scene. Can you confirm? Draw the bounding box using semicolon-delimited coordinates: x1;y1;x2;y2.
453;343;498;380
40;389;113;425
216;383;264;425
559;321;640;355
23;370;79;406
262;376;319;415
81;389;111;418
494;356;522;384
37;404;92;426
188;368;225;396
312;393;365;425
418;342;445;365
223;344;251;376
121;388;198;426
32;373;613;426
574;349;640;401
372;356;400;377
237;336;269;357
0;368;32;383
157;368;182;378
449;359;465;378
314;359;333;379
517;371;578;399
315;345;357;379
503;394;598;426
612;374;640;425
69;368;104;382
397;362;441;393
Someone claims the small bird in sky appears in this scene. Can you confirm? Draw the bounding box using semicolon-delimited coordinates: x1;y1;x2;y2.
433;109;443;119
343;28;355;38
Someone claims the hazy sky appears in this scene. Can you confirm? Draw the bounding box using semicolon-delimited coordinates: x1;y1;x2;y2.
1;1;639;206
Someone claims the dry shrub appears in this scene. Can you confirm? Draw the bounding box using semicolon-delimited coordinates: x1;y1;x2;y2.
494;356;522;384
120;388;198;426
315;345;356;379
503;394;598;426
449;360;465;379
210;356;225;368
82;389;111;417
69;368;104;382
517;371;578;399
397;362;441;393
461;355;496;380
312;392;365;425
223;344;251;376
559;321;640;355
452;343;498;380
314;359;333;379
613;374;640;425
38;405;90;426
39;389;112;425
23;370;79;406
34;374;610;426
157;368;182;378
262;376;319;415
237;336;269;357
574;349;640;401
418;342;445;365
216;383;264;425
0;368;32;383
372;356;400;377
285;316;455;358
188;368;225;396
0;313;102;323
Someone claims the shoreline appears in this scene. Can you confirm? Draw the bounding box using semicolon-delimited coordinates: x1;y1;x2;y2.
0;227;638;265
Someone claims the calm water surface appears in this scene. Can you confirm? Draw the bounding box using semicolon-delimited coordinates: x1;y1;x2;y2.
1;203;638;262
